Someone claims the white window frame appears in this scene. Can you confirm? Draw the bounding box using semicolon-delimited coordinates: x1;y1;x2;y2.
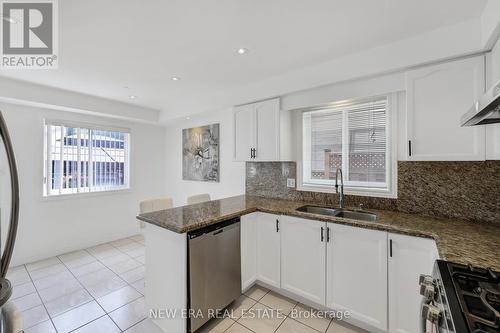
43;119;131;197
297;93;399;198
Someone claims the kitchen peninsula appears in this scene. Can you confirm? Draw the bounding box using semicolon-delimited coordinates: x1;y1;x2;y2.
137;195;500;333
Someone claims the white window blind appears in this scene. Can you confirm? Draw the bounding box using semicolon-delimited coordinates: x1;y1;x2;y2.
43;121;130;196
302;96;392;194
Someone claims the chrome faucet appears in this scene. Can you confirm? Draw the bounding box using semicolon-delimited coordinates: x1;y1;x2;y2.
335;168;344;209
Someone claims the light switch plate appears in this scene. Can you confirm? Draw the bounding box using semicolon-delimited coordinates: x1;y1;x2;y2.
287;178;296;188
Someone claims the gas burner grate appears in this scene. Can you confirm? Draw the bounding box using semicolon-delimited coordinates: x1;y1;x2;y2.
448;263;500;333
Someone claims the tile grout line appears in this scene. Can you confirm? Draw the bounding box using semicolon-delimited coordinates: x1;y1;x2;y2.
238;288;329;333
15;237;148;333
58;244;144;332
289;302;328;333
56;252;115;333
81;239;146;331
25;262;61;332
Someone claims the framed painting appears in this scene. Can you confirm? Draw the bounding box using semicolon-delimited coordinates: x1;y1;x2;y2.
182;123;220;182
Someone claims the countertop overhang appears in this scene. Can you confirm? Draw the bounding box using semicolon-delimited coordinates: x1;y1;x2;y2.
137;195;500;271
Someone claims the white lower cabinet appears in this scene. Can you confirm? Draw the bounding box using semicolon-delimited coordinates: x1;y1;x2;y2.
281;215;326;305
240;214;439;333
241;213;258;290
326;223;388;332
256;212;281;288
388;234;439;333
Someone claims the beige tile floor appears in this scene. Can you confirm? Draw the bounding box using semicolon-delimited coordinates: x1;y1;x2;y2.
197;285;368;333
6;235;367;333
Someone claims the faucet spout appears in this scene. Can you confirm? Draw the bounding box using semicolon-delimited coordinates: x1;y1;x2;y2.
335;168;344;209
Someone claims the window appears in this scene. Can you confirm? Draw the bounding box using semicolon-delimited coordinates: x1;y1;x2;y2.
43;121;130;196
300;95;396;197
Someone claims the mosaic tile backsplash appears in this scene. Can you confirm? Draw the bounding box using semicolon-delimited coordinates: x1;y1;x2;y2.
245;161;500;223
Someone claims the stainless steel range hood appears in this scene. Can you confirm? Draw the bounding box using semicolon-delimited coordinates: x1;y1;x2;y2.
461;80;500;126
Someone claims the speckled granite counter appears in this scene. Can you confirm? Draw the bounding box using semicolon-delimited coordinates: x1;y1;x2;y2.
137;195;500;271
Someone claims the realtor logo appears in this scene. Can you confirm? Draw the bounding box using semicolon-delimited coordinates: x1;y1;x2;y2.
1;0;58;68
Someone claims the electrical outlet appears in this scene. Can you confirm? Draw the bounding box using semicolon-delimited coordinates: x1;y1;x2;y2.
287;178;296;188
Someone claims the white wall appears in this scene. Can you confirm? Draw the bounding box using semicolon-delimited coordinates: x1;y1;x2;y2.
490;36;500;83
164;108;245;206
0;103;167;266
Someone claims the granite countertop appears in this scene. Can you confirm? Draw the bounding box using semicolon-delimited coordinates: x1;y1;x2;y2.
137;195;500;271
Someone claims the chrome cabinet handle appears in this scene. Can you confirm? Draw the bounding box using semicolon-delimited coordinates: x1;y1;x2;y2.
320;227;324;242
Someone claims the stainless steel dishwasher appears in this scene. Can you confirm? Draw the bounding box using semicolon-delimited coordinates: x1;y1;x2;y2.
188;217;241;332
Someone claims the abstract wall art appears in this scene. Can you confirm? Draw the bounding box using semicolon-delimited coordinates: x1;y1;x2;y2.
182;123;220;182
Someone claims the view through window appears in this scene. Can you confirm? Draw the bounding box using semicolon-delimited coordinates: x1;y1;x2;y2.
302;96;392;193
44;122;130;196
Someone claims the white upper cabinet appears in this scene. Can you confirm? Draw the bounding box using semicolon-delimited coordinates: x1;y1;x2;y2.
405;56;486;161
241;213;258;291
256;212;281;288
280;216;326;305
326;223;388;332
255;99;280;161
234;98;292;161
388;234;439;333
234;104;256;162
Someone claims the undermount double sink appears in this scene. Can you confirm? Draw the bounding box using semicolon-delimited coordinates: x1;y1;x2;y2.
296;205;378;222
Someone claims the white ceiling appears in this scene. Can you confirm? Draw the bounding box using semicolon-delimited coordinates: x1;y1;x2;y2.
0;0;489;120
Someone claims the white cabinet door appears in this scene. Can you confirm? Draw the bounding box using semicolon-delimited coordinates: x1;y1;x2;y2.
241;213;258;291
281;216;326;305
255;98;280;161
326;224;388;332
234;104;256;161
256;213;281;288
406;56;485;161
388;234;439;333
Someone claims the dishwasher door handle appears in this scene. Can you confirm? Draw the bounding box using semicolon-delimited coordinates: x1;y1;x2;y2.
213;229;224;235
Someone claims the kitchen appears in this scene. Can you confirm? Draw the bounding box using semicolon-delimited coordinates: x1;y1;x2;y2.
0;1;499;333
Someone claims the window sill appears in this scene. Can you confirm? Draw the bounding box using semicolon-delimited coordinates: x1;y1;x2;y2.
296;183;397;199
40;187;132;202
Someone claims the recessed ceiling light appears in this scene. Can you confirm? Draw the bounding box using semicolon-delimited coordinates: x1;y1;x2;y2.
129;95;137;99
236;48;248;55
186;117;190;120
172;77;180;81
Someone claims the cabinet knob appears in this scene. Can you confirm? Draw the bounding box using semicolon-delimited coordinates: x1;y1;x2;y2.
420;284;436;300
419;274;434;286
421;303;441;324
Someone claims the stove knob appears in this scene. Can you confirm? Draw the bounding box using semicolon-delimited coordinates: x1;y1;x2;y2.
419;274;434;286
420;284;436;300
422;303;441;324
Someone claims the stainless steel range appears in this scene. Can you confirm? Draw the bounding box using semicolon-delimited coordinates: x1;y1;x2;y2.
420;260;500;333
